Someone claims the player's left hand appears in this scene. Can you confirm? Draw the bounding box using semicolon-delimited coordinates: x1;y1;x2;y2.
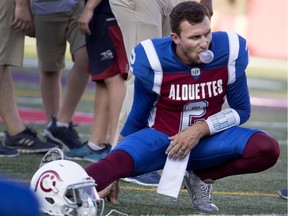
165;121;210;160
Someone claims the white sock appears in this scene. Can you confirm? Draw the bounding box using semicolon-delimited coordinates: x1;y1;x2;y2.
87;141;105;151
56;121;69;128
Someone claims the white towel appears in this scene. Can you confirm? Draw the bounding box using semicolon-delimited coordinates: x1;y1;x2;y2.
157;152;190;198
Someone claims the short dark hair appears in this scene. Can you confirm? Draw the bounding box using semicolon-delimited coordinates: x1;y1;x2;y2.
170;1;211;35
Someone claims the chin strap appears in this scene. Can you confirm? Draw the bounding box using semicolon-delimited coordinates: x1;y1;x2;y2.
205;108;240;135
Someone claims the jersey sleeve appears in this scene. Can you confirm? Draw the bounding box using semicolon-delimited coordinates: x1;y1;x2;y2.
226;33;251;124
120;40;159;137
120;78;158;137
205;32;251;135
129;42;156;93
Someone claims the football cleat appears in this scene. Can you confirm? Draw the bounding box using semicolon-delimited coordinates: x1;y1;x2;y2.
184;171;219;212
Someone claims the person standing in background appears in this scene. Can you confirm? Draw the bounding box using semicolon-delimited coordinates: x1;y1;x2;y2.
0;0;56;155
109;0;213;186
64;0;128;162
31;0;90;151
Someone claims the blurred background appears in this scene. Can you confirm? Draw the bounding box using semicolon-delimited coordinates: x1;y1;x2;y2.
212;0;287;60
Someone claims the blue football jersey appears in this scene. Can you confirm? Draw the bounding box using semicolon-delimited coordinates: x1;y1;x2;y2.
121;31;251;137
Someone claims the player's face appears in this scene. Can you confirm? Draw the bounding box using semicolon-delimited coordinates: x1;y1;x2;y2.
171;16;212;65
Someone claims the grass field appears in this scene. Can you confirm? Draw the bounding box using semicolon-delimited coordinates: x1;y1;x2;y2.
0;40;287;215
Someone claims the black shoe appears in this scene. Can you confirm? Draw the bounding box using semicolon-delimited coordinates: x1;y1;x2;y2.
0;140;19;157
44;116;83;151
4;127;57;153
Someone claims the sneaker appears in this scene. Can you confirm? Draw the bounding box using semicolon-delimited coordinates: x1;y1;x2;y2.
4;127;57;153
184;171;219;212
83;144;112;163
122;171;161;187
44;116;83;151
0;140;19;157
64;142;94;160
39;147;64;168
65;143;111;162
278;188;288;199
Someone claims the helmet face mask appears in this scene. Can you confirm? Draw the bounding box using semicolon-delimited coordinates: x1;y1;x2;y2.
63;182;104;216
30;160;104;216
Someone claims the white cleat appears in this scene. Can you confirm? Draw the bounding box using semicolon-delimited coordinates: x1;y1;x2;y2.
184;171;219;212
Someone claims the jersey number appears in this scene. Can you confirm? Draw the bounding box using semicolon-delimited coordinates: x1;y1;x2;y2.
179;100;208;131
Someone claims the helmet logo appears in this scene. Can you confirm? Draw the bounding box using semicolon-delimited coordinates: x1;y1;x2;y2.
34;170;63;193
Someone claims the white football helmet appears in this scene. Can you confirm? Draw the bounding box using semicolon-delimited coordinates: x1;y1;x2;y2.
30;160;104;216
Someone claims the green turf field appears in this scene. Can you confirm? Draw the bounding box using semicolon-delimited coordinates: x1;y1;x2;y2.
0;40;287;215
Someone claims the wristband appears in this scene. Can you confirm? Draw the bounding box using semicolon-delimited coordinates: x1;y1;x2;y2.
205;108;240;135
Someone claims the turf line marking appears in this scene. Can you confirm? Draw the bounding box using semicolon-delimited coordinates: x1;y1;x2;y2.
120;186;278;197
5;179;279;198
